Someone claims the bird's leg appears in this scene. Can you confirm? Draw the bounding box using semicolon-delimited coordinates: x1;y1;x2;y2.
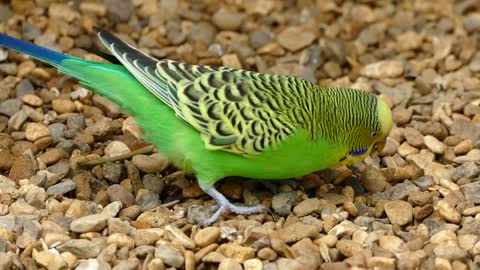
200;187;267;226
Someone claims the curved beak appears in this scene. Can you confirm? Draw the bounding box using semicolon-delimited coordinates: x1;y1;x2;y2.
370;137;387;158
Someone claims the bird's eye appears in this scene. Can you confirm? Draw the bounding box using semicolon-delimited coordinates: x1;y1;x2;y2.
370;131;378;137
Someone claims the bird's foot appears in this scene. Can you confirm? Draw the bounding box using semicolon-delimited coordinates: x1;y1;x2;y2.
199;187;268;227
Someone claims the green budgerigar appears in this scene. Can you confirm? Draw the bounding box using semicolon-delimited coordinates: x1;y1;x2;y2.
0;29;392;225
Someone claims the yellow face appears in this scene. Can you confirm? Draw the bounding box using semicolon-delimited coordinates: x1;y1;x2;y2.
336;94;393;167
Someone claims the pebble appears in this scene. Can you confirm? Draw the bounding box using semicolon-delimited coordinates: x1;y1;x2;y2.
277;26;316;52
244;258;263;270
454;149;480;163
165;225;196;249
218;259;243;270
258;247;278;261
136;189;161;211
292;197;325;216
379;235;406;253
132;153;169;173
46;180;76;196
360;60;404;78
336;239;363;257
212;9;245;31
424;135;446;154
32;249;66;270
436;200;461;223
461;181;480;204
9;155;35;181
122;116;143;139
106;184;134;207
57;239;100;259
92;94;122;118
21;94;43;106
38;148;67;165
0;99;22;117
155;244;184;268
454;140;473;155
143;174;165;194
218;243;255;262
102;162;123;183
194;226;220;248
270;191;295;216
52;99;76;114
104;141;130;158
360;166;386;192
0;150;13;170
384;200;413;225
279;222;319;243
25;122;50;141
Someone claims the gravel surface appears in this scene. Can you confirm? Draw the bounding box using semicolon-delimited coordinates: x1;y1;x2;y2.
0;0;480;269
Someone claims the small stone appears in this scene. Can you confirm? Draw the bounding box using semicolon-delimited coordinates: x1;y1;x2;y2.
293;198;324;217
360;60;404;78
46;180;76;196
106;184;135;207
102;162;124;183
143;174;165;194
122;116;143;138
454;140;473;155
25;122;50;141
0;99;22;117
212;9;245;30
336;239;363;257
9;155;35;181
32;249;67;270
132;153;169;173
155;244;184;268
136;189;161;211
379;235;406;253
258;247;277;261
384;200;413;225
52;99;76;114
454;149;480;163
244;258;263;270
360;166;386;192
435;257;452;270
450;119;480;144
194;226;220;248
92;94;122;118
165;225;195;249
272;191;296;216
38;148;67;165
424;135;446;154
279;222;320;243
57;239;100;259
408;191;432;206
413;176;434;191
218;259;243;270
461;181;480;204
367;256;396;270
21;94;43;106
221;54;242;69
277;26;316;52
70;213;109;233
434;246;468;260
107;233;135;250
104;141;130;158
218;243;255;262
393;107;413;125
397;142;419;157
0;150;13;170
436;200;461;223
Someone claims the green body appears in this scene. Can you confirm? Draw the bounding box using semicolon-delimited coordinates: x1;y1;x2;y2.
63;59;346;188
0;31;392;194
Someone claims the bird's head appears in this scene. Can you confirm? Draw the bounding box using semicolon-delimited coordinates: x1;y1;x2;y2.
370;94;393;157
337;92;393;166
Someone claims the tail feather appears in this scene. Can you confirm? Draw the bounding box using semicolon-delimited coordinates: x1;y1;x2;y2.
0;33;69;66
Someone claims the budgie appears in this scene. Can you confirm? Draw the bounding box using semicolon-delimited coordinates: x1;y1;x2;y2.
0;29;392;225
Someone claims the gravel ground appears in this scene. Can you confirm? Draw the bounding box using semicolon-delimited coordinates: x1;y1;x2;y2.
0;0;480;269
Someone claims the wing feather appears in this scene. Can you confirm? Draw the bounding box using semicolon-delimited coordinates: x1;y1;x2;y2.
95;29;314;155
